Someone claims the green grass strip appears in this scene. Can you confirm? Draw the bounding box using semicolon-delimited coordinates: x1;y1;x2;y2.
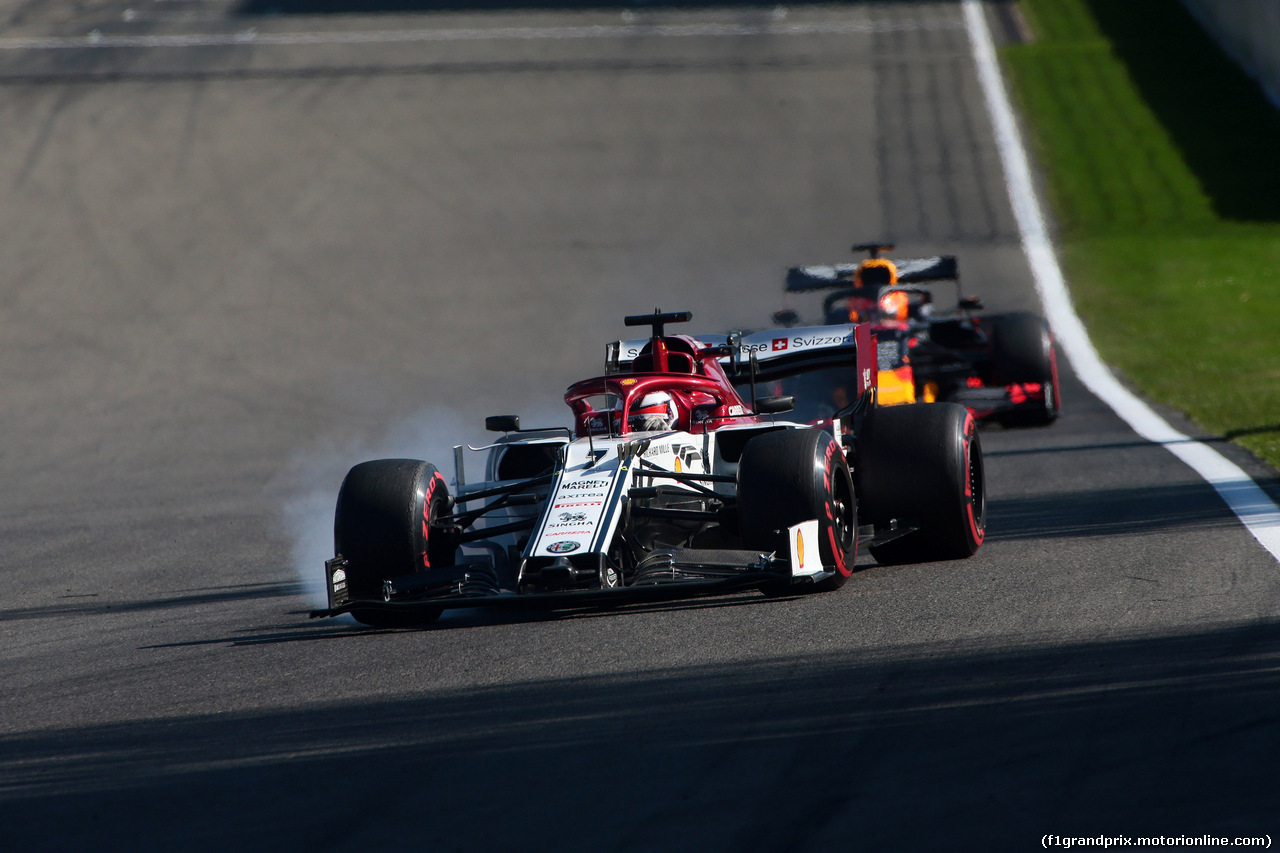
1002;0;1280;468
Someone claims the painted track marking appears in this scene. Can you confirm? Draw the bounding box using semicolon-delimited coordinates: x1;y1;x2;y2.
0;18;961;51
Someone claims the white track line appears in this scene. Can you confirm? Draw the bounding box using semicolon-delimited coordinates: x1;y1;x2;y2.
0;18;961;51
962;0;1280;561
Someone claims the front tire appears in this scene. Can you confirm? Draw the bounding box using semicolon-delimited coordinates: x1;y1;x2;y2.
737;429;857;592
333;459;454;626
856;403;985;564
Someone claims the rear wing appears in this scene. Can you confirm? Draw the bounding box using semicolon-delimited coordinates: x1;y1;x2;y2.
722;325;878;425
786;255;958;292
611;323;876;397
716;325;873;388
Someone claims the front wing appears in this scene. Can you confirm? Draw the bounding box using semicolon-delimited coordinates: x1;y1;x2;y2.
308;518;919;620
312;547;788;619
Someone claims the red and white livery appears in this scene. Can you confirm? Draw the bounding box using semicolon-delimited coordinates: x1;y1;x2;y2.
315;310;985;626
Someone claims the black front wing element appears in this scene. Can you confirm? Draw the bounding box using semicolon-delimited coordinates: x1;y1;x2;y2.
309;523;918;621
310;549;793;619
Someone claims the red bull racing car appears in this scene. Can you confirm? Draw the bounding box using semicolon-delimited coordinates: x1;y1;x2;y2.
312;310;985;627
780;243;1061;427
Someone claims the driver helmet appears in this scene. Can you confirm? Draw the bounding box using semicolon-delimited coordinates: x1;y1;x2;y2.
628;391;677;432
854;258;898;290
879;289;910;322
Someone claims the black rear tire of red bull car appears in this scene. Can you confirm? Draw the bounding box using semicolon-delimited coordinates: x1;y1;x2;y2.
992;312;1061;427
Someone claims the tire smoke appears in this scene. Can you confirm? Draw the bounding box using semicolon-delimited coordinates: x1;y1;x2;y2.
275;403;570;608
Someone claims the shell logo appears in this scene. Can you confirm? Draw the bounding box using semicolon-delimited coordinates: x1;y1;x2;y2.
620;378;638;385
795;528;805;569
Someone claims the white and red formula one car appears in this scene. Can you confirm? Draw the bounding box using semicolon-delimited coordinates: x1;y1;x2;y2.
312;311;985;626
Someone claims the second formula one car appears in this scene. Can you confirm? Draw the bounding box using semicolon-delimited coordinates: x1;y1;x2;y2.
312;310;985;627
780;243;1061;427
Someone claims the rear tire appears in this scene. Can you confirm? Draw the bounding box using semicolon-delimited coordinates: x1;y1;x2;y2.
333;459;454;626
737;429;857;592
991;313;1061;427
991;312;1053;385
856;403;985;565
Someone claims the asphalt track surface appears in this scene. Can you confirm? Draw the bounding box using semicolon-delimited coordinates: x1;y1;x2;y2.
2;1;1279;850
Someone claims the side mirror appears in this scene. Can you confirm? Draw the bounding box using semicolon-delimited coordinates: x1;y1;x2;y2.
485;415;520;433
755;396;796;415
771;309;800;328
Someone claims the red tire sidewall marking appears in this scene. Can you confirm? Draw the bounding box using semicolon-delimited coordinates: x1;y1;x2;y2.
421;471;444;569
962;414;985;548
823;439;853;577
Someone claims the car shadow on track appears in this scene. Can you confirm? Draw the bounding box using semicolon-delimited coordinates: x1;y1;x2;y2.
144;589;812;645
6;619;1280;850
985;480;1253;541
0;581;308;624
